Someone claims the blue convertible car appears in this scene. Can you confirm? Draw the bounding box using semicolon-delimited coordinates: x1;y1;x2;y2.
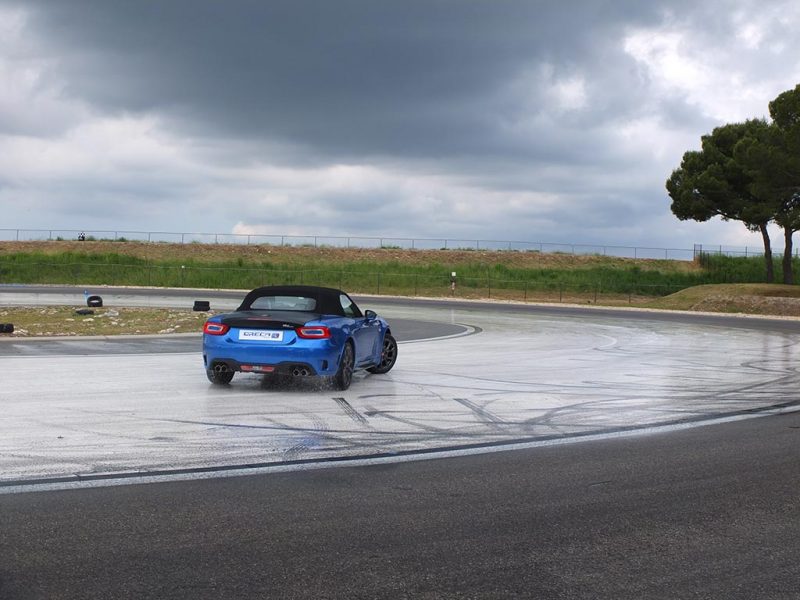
202;285;397;389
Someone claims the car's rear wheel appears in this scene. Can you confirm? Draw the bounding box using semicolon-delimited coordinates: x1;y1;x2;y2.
207;363;235;385
334;342;355;390
368;334;398;374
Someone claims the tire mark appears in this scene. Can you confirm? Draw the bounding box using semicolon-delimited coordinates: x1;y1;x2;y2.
452;397;507;431
333;397;368;425
362;406;451;434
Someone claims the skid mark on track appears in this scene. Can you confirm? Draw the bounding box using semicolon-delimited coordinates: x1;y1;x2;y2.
362;406;452;434
281;411;330;461
452;398;507;431
333;397;369;425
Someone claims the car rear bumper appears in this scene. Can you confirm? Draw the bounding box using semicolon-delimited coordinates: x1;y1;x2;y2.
205;357;324;376
203;341;341;376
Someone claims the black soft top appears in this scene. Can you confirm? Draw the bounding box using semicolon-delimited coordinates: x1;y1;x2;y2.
236;285;359;317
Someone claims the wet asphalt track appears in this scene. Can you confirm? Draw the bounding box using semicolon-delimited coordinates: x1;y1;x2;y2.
1;287;800;598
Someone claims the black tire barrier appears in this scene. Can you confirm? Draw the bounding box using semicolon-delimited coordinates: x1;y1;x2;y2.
75;308;95;316
87;295;103;307
193;300;211;311
0;323;14;334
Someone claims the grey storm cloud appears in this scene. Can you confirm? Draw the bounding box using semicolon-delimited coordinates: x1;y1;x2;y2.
15;0;689;162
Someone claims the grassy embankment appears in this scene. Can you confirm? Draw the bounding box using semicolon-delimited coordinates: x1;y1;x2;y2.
1;240;790;298
1;241;799;336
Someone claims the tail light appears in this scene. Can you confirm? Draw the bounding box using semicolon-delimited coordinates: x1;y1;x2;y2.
296;326;331;339
203;321;230;335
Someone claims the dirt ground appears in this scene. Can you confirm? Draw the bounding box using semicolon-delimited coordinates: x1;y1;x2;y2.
646;283;800;317
0;306;210;337
695;294;800;316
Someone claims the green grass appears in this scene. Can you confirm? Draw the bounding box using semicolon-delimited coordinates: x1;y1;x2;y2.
698;253;796;282
0;250;798;301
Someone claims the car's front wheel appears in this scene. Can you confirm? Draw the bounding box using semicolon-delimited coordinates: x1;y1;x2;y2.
207;363;234;385
367;334;398;374
333;342;355;390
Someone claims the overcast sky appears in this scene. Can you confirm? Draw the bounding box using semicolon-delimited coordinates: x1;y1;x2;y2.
1;0;799;251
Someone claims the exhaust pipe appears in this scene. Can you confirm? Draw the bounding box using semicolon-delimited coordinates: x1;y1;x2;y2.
291;366;311;377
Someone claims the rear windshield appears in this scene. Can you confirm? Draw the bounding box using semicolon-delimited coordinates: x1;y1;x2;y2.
249;295;317;311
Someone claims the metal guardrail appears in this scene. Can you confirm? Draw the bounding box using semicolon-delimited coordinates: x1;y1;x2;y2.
0;228;786;261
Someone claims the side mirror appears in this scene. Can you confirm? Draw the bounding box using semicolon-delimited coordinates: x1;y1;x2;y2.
364;309;377;320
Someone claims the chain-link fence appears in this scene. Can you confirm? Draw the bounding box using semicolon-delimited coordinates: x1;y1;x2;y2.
3;228;778;261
